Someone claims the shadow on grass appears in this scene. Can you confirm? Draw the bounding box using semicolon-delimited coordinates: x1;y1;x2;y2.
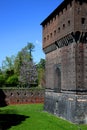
0;89;29;130
0;89;7;107
0;111;29;130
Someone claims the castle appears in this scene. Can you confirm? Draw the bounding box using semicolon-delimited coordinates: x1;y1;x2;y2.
41;0;87;124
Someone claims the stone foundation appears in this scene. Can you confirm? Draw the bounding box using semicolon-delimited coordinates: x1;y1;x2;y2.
44;90;87;124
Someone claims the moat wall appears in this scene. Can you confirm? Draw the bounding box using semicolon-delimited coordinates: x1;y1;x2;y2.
0;88;44;105
44;91;87;124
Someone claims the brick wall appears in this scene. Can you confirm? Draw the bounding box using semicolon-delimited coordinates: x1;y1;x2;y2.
0;88;44;105
41;0;87;124
42;0;87;49
45;42;76;92
42;0;74;48
42;0;87;93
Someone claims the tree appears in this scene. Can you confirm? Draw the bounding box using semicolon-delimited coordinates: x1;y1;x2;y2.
0;69;2;74
0;74;5;87
0;42;39;88
26;42;35;60
6;75;18;87
19;61;38;87
1;55;16;87
14;42;35;75
37;58;45;69
2;55;15;71
37;59;46;88
16;42;37;87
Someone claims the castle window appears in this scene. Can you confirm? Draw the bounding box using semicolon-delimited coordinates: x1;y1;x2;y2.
63;24;65;29
81;18;85;25
77;8;81;14
47;35;49;40
58;27;60;33
54;30;56;36
68;20;70;26
44;37;46;42
50;33;52;38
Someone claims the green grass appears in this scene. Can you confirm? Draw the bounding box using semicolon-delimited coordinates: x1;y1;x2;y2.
0;104;87;130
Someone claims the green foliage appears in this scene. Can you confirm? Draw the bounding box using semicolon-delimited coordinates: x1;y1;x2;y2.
5;69;14;78
26;42;35;60
38;68;45;87
0;74;5;87
6;75;18;86
37;59;46;87
0;104;87;130
14;42;35;76
37;58;45;69
0;43;45;88
2;55;15;71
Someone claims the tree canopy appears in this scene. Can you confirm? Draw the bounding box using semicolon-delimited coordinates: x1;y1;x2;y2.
0;42;45;88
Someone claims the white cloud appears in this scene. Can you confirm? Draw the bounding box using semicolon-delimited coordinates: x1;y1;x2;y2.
35;40;41;45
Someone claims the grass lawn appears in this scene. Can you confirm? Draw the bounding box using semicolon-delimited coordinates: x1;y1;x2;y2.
0;104;87;130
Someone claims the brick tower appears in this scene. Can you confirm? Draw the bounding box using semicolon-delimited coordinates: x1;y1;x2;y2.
41;0;87;124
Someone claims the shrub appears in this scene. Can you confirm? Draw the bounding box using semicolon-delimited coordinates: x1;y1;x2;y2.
6;75;18;86
0;75;5;87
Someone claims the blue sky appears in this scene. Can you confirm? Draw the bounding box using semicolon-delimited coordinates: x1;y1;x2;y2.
0;0;63;67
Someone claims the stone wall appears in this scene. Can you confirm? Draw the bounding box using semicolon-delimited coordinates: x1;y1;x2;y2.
0;88;44;105
44;91;87;124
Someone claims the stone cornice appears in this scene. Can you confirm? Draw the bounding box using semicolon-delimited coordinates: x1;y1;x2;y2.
43;32;87;54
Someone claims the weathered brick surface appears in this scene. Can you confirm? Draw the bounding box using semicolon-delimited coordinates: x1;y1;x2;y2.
41;0;87;124
0;89;44;105
41;0;87;49
42;1;74;48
